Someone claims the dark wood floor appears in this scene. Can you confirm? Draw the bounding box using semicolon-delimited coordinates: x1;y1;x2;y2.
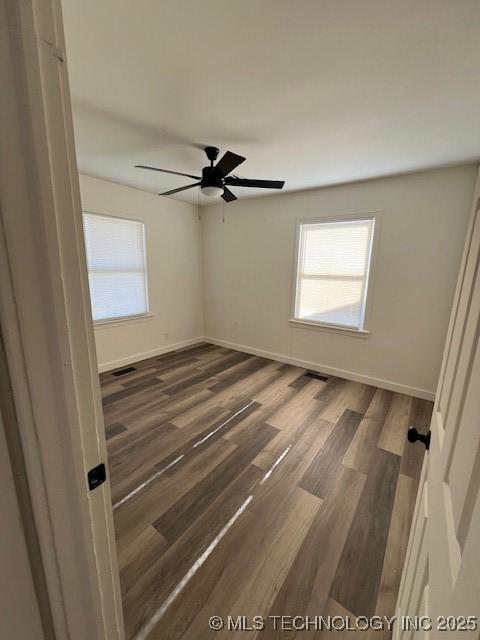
100;343;432;640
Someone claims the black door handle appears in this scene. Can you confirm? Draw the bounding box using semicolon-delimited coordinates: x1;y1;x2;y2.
407;427;431;450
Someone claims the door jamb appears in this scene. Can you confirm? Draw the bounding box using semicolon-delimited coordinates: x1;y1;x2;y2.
0;0;123;638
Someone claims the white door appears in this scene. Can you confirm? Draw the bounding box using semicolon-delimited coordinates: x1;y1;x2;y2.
396;171;480;638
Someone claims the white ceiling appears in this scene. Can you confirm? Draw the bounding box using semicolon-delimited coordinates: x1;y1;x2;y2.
61;0;480;205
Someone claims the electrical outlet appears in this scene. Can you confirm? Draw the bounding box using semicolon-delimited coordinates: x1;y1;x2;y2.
233;321;239;330
164;332;169;341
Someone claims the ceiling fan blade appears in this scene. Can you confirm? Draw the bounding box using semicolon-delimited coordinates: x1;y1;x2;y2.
221;186;237;202
215;151;246;177
224;177;285;189
135;165;201;180
159;182;201;196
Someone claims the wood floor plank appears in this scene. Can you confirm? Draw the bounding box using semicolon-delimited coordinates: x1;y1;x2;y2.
223;366;304;447
263;418;334;485
109;420;177;464
102;377;165;407
110;405;236;502
152;352;250;398
109;422;180;503
113;436;238;555
330;448;400;617
364;387;395;422
153;357;203;379
147;507;258;640
288;371;311;389
160;369;218;396
122;464;264;638
161;400;261;473
196;349;252;374
118;526;169;598
345;382;377;415
181;483;321;640
193;348;235;368
171;361;281;428
254;410;333;473
228;378;324;471
111;404;231;484
103;356;218;421
105;422;128;440
154;389;217;426
224;392;298;450
120;357;199;384
253;365;306;404
168;396;231;430
267;379;324;430
342;416;383;474
102;383;173;425
153;422;278;543
207;355;272;392
375;473;417;621
101;380;127;398
262;465;366;640
300;409;363;498
315;378;364;423
377;393;413;456
113;386;213;432
343;388;393;473
314;375;343;401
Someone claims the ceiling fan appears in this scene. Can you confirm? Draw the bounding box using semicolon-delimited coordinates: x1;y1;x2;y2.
135;146;285;202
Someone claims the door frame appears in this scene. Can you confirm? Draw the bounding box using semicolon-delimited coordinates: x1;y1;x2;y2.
0;0;123;638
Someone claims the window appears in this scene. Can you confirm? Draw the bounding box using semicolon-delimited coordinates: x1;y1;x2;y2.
292;216;375;331
83;212;149;322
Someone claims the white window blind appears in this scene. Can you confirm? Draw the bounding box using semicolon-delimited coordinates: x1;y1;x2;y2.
294;218;375;330
83;213;148;322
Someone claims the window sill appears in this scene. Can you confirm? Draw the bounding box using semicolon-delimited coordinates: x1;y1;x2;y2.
94;313;155;329
288;318;371;339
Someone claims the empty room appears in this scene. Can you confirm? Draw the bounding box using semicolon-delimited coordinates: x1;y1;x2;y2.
1;1;480;640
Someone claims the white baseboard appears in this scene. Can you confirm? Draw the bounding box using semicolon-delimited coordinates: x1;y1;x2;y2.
97;337;205;373
98;334;435;400
204;336;435;401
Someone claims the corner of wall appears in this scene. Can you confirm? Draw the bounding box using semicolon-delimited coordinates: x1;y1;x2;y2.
198;203;206;337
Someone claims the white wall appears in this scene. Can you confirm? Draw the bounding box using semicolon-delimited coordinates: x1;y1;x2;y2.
79;175;204;371
202;165;477;398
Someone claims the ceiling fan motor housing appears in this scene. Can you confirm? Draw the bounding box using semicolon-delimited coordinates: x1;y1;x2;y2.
202;165;224;189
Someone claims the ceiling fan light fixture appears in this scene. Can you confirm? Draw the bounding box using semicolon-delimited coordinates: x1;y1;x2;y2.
201;185;224;197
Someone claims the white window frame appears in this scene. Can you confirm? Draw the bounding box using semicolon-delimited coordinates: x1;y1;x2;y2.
83;211;152;326
289;212;381;338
